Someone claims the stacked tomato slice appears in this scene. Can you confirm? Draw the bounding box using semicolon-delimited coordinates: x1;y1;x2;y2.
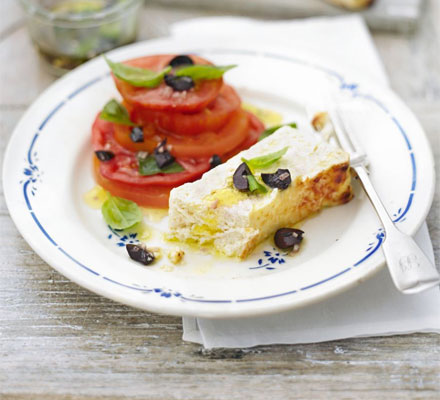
92;54;265;208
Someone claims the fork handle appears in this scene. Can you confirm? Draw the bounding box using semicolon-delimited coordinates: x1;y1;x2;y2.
355;166;440;294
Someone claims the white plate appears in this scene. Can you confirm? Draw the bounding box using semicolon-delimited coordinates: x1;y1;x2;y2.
3;38;435;318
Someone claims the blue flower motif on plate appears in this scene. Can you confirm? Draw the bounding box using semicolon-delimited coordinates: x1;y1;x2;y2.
153;288;182;298
20;152;41;196
107;226;140;247
250;248;288;271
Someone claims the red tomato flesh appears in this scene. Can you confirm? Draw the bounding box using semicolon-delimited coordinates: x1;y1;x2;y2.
92;110;264;208
114;54;223;113
113;109;250;158
220;111;265;160
92;115;210;195
128;84;241;135
93;158;172;208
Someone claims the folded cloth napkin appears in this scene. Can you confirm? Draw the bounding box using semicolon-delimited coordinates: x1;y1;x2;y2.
171;15;389;86
171;15;440;348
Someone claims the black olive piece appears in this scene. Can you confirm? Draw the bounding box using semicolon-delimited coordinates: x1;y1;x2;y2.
233;162;252;191
261;169;292;190
209;154;222;169
130;126;144;143
126;244;155;266
154;139;175;169
164;74;195;92
95;150;115;161
168;55;194;68
274;228;304;250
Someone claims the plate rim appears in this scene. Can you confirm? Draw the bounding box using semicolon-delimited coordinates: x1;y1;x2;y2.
3;38;436;318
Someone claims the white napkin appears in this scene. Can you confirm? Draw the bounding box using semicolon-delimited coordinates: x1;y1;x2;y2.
171;15;389;87
171;16;440;348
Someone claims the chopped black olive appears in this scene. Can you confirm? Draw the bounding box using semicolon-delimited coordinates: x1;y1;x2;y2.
130;126;144;143
164;74;195;92
274;228;304;250
261;169;291;190
95;150;115;161
209;154;222;169
126;244;155;266
168;55;194;68
154;139;175;169
233;162;252;191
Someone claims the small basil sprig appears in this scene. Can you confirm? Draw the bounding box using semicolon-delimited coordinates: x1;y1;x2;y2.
242;147;288;170
259;122;297;141
105;56;171;88
246;174;267;194
100;99;137;126
175;64;236;81
138;154;184;176
102;194;142;230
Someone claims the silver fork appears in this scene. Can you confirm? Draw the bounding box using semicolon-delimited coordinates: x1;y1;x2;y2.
327;105;440;294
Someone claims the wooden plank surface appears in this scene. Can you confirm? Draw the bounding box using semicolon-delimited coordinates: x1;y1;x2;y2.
0;0;439;398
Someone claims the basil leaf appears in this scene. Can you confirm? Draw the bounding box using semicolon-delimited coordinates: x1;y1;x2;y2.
175;64;236;81
105;56;171;88
102;195;142;230
247;174;267;194
100;99;137;126
138;154;184;176
242;147;288;170
259;122;297;141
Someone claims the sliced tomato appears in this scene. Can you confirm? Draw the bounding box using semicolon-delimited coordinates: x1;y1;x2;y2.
112;121;157;153
91;109;264;208
92;117;131;155
98;155;210;187
93;158;171;208
221;111;265;160
128;85;241;135
92;114;211;188
113;109;250;158
238;111;265;150
114;54;223;112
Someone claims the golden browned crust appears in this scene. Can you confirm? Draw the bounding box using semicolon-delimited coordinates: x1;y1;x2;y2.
308;162;353;206
237;161;353;259
311;112;330;132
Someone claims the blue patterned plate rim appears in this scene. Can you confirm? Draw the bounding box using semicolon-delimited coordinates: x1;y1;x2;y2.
3;39;435;318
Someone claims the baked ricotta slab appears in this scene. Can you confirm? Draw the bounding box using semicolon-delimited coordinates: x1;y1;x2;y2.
168;126;353;259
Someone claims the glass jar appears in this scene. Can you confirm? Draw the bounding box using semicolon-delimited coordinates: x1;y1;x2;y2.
20;0;144;75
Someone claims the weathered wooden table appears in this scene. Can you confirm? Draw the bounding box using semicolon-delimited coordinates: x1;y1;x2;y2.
1;1;439;398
